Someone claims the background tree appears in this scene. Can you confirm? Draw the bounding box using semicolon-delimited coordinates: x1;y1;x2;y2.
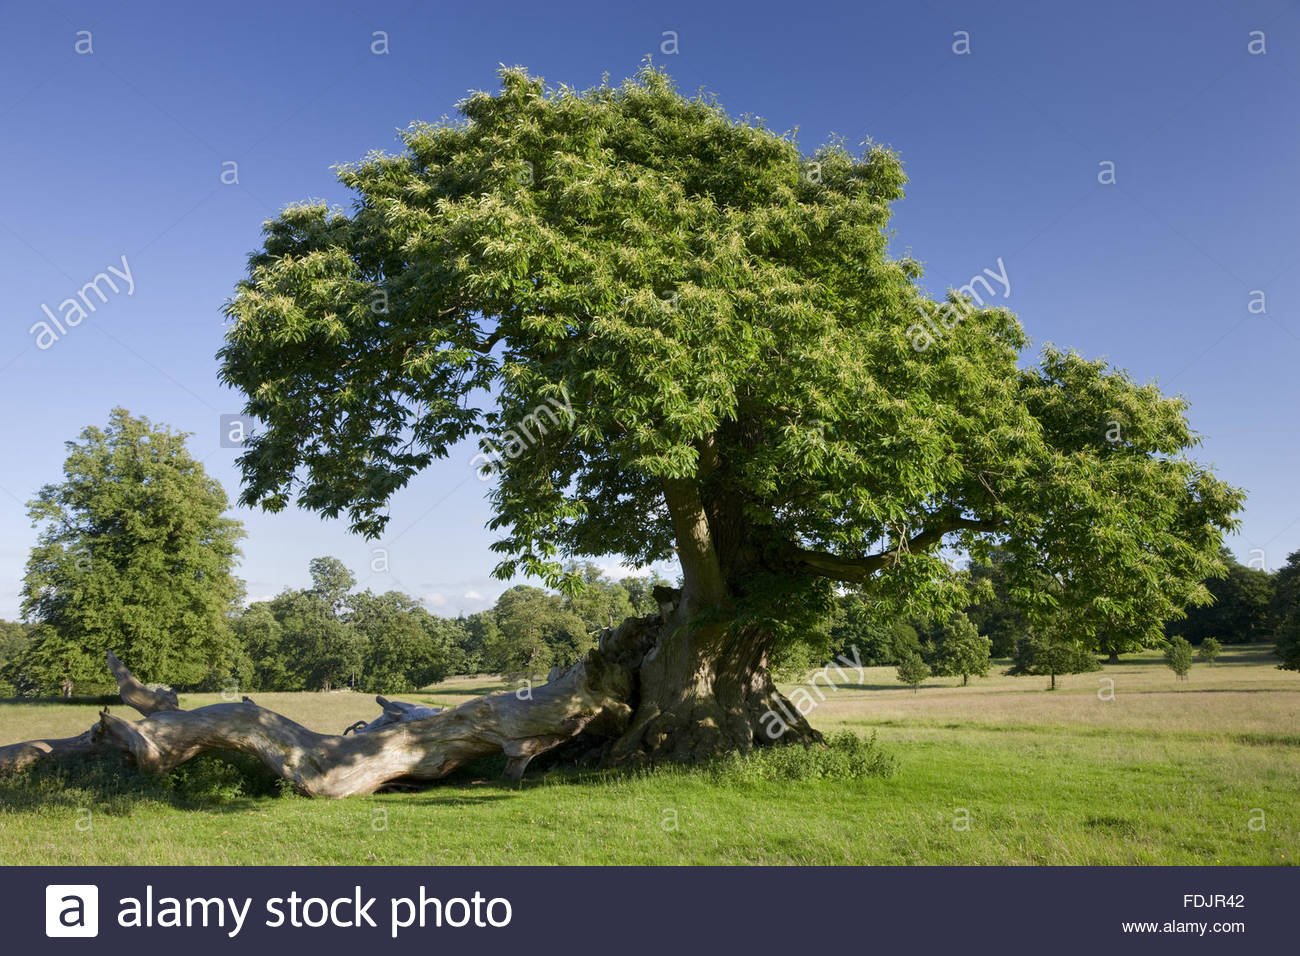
563;562;636;633
351;591;464;692
0;621;33;696
12;409;244;694
1008;624;1100;691
1196;636;1221;664
1275;618;1300;671
1271;551;1300;672
930;612;991;686
620;572;672;617
233;602;288;691
1164;636;1193;680
964;550;1027;658
307;556;357;612
490;585;589;678
896;653;930;692
457;610;502;675
218;66;1241;760
828;593;910;666
1167;549;1274;645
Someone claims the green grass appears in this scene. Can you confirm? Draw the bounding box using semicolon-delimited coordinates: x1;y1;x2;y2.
0;646;1296;865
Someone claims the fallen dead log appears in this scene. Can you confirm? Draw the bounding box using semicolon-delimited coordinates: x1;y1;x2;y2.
0;618;655;796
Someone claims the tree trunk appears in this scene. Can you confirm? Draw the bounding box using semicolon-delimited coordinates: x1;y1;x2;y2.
604;614;820;765
0;610;818;793
1107;652;1120;665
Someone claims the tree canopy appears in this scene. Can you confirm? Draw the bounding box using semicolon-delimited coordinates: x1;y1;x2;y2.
13;409;245;692
218;67;1241;727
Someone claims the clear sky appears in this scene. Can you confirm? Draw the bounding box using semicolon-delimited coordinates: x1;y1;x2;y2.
1;0;1296;619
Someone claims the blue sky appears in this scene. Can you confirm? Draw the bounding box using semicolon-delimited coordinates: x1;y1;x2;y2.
1;0;1297;619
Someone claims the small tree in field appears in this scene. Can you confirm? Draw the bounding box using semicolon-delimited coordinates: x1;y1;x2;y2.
1164;636;1193;680
1197;637;1221;664
896;653;930;692
931;612;992;686
1008;627;1099;691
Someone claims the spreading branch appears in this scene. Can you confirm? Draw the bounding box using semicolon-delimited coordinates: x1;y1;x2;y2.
792;516;1001;584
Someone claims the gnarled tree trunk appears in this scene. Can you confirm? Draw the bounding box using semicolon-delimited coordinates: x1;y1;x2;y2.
0;610;819;795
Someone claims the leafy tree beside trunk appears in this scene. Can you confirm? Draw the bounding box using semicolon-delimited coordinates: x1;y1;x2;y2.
215;67;1241;763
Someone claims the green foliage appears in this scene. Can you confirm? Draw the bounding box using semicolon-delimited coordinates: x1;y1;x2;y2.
1164;636;1193;680
308;556;356;611
219;65;1241;669
1272;550;1300;622
490;585;590;678
562;562;635;632
1167;548;1275;645
1276;618;1300;672
620;572;671;616
11;409;245;694
267;587;364;691
1197;637;1221;663
350;591;464;693
828;593;913;665
1008;625;1100;689
930;612;992;685
896;652;930;691
0;621;32;696
964;550;1028;657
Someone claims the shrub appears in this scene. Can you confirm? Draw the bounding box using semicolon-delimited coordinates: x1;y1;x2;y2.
1197;637;1222;663
714;732;897;782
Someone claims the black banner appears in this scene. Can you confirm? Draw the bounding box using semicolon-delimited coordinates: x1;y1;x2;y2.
6;866;1293;953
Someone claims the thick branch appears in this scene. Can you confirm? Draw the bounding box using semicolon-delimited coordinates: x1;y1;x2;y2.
663;476;729;612
793;516;1001;584
107;651;180;715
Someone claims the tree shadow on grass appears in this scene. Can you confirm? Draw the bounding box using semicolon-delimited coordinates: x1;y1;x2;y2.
0;750;279;816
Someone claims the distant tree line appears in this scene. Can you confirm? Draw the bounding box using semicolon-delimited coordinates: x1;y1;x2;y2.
1;556;666;696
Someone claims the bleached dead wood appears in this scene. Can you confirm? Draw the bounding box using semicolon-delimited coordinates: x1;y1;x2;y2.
0;619;654;796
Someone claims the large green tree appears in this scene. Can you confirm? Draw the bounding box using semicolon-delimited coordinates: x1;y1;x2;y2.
14;409;245;693
218;68;1241;759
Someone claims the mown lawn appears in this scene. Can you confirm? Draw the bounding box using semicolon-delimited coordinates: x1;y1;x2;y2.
0;645;1295;865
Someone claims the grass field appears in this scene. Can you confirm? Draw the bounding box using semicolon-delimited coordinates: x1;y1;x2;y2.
0;644;1296;865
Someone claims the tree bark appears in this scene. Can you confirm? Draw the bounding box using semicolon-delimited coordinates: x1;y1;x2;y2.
0;618;658;796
